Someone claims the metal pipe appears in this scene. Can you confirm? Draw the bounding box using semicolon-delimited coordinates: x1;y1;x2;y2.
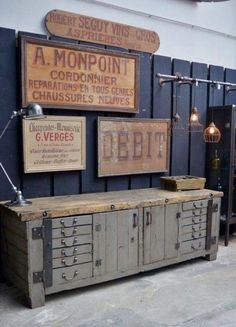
157;73;236;88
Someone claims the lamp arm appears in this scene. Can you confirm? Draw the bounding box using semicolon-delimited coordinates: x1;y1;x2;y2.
0;110;23;141
0;161;17;194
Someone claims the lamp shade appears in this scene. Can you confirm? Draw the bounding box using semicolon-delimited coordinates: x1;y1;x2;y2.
203;122;221;143
24;103;45;119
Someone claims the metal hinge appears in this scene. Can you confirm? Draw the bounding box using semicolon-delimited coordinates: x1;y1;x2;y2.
95;224;101;232
176;212;181;219
95;259;102;266
32;226;45;240
33;270;45;283
213;204;219;213
175;242;180;250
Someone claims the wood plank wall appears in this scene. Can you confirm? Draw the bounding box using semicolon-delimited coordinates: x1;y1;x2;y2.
0;27;236;201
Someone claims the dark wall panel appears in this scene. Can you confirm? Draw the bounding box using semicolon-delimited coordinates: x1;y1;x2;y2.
208;65;224;107
189;62;208;177
152;55;172;187
224;69;236;105
18;31;52;198
0;28;20;200
171;59;191;176
130;51;152;190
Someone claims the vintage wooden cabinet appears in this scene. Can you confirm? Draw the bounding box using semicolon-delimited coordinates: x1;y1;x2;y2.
0;188;222;308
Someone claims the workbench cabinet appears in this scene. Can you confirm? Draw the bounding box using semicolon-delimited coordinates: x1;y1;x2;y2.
0;188;222;308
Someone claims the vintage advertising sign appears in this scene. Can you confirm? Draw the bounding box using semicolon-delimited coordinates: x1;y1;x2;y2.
22;116;86;173
98;118;170;177
21;37;139;113
45;10;160;54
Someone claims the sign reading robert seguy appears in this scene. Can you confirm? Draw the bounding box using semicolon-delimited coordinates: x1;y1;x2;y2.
45;10;160;54
22;116;86;173
21;37;139;112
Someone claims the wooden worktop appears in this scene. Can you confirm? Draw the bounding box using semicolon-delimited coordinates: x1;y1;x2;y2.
0;188;223;222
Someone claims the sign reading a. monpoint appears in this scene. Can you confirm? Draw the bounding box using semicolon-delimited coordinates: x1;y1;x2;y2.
21;37;139;113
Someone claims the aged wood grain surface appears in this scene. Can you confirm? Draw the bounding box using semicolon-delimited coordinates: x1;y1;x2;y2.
0;188;223;222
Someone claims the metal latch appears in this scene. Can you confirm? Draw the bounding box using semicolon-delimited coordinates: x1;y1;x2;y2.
213;204;219;213
175;242;180;250
176;212;181;219
95;224;101;232
32;226;44;240
33;271;44;283
211;236;217;245
95;259;102;266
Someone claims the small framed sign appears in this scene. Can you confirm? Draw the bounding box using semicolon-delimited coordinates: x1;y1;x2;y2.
22;116;86;173
98;117;170;177
21;36;139;113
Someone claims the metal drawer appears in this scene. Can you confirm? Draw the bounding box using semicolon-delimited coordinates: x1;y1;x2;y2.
53;262;93;284
181;238;206;254
52;234;92;249
53;253;92;269
181;207;207;218
182;230;206;242
182;215;207;226
52;244;92;259
52;225;92;239
182;200;208;211
182;222;207;234
52;215;92;228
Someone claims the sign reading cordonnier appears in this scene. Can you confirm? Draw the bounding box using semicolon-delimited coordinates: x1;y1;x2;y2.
98;118;170;177
22;116;86;173
21;37;139;112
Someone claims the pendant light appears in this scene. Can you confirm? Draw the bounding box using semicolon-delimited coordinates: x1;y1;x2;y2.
172;82;185;132
187;81;203;132
203;83;221;143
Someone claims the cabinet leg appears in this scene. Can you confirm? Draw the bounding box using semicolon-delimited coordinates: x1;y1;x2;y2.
27;289;45;308
205;252;217;261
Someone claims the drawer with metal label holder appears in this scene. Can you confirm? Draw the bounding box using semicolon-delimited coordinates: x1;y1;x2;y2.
182;215;207;226
182;200;208;211
52;244;92;259
52;234;92;249
181;207;207;218
52;225;92;239
181;238;206;254
52;215;92;229
182;230;206;242
53;253;92;269
53;262;93;285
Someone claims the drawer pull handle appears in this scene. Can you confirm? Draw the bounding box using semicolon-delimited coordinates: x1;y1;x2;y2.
62;271;78;281
133;213;138;228
191;242;202;250
61;237;78;247
61;247;78;257
62;257;78;267
192;226;197;232
61;227;77;237
146;212;152;226
60;218;77;228
192;218;198;224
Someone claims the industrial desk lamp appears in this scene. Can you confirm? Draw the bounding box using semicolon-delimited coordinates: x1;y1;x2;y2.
0;103;45;206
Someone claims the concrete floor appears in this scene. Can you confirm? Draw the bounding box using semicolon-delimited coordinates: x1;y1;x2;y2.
1;237;236;327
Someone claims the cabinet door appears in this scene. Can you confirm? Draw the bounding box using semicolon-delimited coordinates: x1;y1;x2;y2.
93;209;139;277
165;204;180;259
143;206;164;265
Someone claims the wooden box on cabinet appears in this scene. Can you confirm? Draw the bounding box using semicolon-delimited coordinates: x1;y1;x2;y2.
0;188;222;308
